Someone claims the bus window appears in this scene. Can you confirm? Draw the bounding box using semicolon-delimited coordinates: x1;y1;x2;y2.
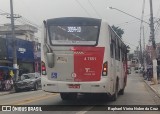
110;43;114;58
48;26;100;46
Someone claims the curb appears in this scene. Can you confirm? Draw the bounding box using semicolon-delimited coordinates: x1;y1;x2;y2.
144;80;160;98
0;90;15;96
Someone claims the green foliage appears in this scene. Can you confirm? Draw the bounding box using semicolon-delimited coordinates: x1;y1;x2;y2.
111;25;124;38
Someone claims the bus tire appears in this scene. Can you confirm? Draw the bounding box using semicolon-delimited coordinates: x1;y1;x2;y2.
69;93;78;100
119;89;124;95
60;93;69;100
111;81;118;101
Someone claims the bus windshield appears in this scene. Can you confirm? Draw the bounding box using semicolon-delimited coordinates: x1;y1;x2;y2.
48;25;99;45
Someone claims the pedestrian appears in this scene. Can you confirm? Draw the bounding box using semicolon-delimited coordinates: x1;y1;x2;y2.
147;68;153;81
3;71;12;91
157;65;160;79
143;69;147;80
9;70;14;90
0;70;3;91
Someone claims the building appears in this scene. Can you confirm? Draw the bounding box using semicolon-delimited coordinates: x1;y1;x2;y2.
0;24;38;42
0;38;9;66
0;24;41;74
144;43;160;64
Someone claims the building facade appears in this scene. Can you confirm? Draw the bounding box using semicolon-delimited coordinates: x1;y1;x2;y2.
0;24;38;42
0;24;41;74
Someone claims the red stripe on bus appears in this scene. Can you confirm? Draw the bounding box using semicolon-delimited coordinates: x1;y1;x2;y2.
73;47;105;82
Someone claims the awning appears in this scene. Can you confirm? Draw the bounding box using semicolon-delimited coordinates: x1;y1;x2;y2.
0;66;18;70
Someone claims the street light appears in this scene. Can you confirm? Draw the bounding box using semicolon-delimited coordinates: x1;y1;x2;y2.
108;5;158;84
107;6;148;62
107;7;150;25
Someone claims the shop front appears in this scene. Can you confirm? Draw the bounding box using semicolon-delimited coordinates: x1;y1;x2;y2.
0;38;11;66
7;38;34;76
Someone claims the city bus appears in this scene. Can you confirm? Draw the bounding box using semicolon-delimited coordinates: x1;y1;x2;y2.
41;17;128;101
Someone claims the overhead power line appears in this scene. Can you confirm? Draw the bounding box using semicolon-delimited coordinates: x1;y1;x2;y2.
0;8;41;30
0;8;40;40
87;0;101;18
20;17;41;29
75;0;91;17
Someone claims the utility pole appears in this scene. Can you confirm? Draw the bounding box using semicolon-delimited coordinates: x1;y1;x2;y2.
140;0;145;67
149;0;158;84
10;0;18;80
139;36;143;65
143;26;146;69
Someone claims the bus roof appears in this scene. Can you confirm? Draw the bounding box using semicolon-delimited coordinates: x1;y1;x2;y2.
46;17;102;26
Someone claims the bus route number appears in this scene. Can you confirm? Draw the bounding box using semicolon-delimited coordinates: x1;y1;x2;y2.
84;57;96;61
67;26;81;32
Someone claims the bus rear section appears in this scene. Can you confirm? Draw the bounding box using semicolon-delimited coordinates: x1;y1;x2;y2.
42;46;107;90
41;17;126;100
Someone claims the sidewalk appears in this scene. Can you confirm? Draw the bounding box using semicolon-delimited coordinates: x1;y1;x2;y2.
144;79;160;98
0;88;15;96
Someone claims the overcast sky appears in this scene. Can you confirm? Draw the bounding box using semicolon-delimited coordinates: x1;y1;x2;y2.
0;0;160;52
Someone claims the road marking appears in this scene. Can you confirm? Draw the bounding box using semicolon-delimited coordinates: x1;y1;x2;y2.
76;106;94;114
15;94;58;105
7;93;58;105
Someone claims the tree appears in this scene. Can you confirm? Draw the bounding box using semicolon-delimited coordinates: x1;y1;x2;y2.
111;25;124;38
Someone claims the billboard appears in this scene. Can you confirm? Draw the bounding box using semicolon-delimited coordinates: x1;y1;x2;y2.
7;38;34;62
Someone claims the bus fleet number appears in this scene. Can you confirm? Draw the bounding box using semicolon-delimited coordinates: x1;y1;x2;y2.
84;57;96;61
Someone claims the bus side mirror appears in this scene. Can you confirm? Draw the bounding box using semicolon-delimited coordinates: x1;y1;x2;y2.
46;53;55;68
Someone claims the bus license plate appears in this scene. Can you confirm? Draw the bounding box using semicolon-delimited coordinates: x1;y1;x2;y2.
68;84;80;89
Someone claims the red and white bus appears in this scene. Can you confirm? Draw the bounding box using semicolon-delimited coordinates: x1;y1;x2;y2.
41;17;128;101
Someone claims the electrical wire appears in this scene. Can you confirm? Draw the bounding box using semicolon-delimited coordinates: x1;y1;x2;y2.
0;8;41;30
75;0;91;17
115;15;149;26
87;0;101;18
0;9;40;41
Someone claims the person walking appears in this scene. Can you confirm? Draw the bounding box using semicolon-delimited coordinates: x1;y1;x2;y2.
0;70;3;91
9;70;14;90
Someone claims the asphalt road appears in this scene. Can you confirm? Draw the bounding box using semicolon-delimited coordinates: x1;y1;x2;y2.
0;72;160;114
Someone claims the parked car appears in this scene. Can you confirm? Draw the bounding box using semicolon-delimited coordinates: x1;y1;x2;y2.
14;72;41;92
